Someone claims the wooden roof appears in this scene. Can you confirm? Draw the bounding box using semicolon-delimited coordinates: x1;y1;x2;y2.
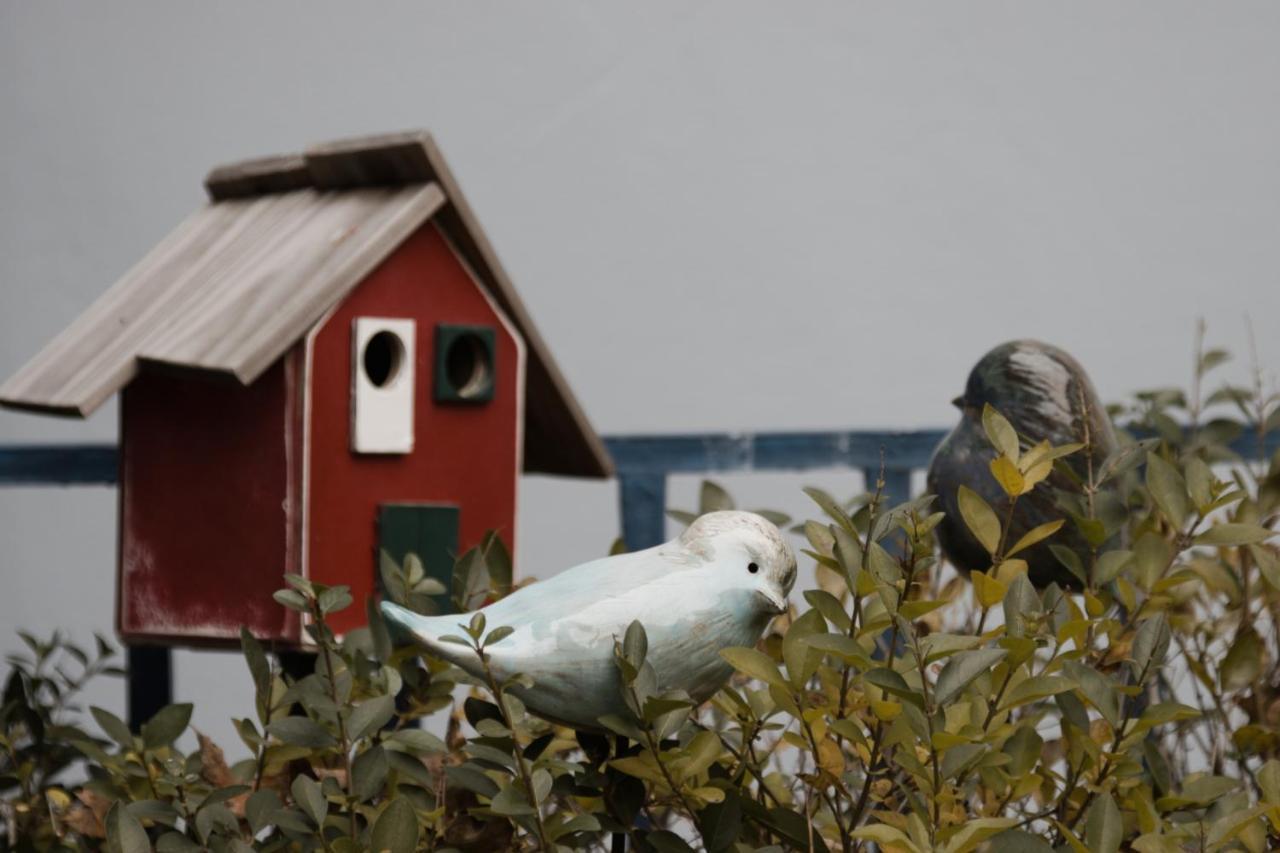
0;131;612;479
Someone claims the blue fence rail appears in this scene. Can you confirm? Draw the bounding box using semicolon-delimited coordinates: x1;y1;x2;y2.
606;430;944;549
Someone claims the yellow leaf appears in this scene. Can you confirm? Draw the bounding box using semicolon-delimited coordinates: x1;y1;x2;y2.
989;456;1025;497
1084;589;1105;617
1050;819;1090;853
871;700;902;721
957;486;1001;555
1019;439;1052;469
610;755;666;786
817;737;846;775
1006;519;1065;557
931;731;970;750
972;570;1007;608
690;786;725;804
1021;459;1054;490
982;404;1020;461
994;559;1029;585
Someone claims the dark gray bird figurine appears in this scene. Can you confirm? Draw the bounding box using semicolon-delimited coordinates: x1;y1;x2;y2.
927;340;1118;588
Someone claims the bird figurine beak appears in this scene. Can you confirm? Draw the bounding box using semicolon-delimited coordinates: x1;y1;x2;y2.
757;587;788;614
951;395;966;409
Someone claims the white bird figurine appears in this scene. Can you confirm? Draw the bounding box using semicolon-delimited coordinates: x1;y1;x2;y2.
380;511;797;731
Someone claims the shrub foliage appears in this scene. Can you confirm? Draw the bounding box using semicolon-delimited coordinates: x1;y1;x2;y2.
2;337;1279;851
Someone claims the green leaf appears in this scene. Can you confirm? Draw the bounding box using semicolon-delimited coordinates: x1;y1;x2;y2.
851;823;917;850
699;788;743;853
141;703;193;750
804;590;852;632
548;813;603;842
1092;549;1133;587
1132;613;1170;680
1250;544;1280;590
91;705;134;749
720;647;786;687
933;648;1006;706
483;625;515;646
352;745;390;801
386;728;447;755
677;730;722;782
291;774;327;826
1133;532;1172;589
1095;438;1157;485
317;586;353;615
379;549;407;604
782;607;825;688
1145;452;1189;527
1194;523;1275;547
647;830;697;853
986;830;1055;853
153;832;200;852
941;816;1017;851
347;695;396;740
1083;794;1122;853
369;796;419;853
239;627;271;695
267;716;337;749
700;480;735;513
490;782;537;816
1258;759;1280;803
624;620;648;669
957;486;1001;555
1221;627;1263;691
1003;574;1040;639
1000;675;1074;710
272;589;309;613
106;801;152;853
1003;726;1043;777
452;546;489;613
1049;545;1087;586
1064;661;1120;729
804;486;853;530
245;790;282;834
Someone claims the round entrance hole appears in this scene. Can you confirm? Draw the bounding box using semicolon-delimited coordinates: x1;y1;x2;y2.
362;330;405;388
444;332;493;399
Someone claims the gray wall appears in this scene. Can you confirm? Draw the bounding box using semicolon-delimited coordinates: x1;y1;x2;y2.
3;1;1278;751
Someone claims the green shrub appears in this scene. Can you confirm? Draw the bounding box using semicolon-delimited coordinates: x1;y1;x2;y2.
2;335;1279;851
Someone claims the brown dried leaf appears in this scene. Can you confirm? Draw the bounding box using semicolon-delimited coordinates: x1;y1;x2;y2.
197;730;235;787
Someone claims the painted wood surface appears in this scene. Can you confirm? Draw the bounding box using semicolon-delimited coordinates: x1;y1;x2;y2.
118;348;304;645
306;223;522;636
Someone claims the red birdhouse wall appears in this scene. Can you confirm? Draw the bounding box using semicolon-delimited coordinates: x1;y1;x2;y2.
117;221;523;646
306;222;523;637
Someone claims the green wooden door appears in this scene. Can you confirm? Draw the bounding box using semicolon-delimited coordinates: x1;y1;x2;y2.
377;503;459;614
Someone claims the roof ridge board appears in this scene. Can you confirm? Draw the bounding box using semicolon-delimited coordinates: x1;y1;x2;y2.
204;130;440;201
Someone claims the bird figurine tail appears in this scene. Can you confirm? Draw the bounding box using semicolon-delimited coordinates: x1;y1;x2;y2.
379;601;482;676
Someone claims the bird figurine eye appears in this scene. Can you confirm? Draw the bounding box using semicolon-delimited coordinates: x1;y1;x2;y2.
747;562;759;574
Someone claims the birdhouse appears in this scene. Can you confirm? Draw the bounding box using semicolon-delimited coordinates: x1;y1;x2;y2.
0;131;612;647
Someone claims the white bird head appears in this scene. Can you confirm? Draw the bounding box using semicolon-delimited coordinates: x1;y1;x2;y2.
676;510;797;615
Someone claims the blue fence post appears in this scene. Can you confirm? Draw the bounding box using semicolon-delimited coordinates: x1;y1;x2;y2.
618;471;667;552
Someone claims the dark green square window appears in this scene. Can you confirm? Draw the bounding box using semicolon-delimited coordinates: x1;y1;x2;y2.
378;503;458;613
434;324;496;404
